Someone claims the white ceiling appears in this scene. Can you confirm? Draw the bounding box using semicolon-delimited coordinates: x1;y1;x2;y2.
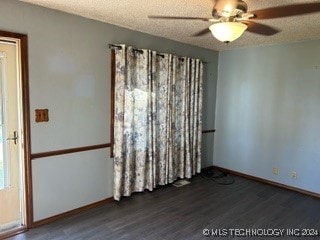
20;0;320;51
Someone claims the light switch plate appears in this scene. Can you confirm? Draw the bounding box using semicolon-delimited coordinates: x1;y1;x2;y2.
35;109;49;122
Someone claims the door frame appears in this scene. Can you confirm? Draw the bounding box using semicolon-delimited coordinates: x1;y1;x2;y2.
0;30;32;235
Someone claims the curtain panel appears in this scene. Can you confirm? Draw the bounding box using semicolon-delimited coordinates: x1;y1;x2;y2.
113;45;203;201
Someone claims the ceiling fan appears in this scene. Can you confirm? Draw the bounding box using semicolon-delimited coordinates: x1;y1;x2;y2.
149;0;320;43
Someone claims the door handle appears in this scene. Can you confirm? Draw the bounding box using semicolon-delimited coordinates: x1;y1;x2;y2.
7;131;18;145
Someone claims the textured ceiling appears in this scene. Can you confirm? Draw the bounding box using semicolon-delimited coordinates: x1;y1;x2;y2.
20;0;320;51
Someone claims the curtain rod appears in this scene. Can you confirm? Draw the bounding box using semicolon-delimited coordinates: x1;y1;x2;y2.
109;44;165;58
108;44;146;54
108;44;207;63
108;44;121;50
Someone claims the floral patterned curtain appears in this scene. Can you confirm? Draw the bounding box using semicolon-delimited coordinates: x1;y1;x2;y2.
113;45;203;201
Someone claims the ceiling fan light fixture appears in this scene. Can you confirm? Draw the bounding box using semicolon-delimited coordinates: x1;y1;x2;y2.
209;22;248;43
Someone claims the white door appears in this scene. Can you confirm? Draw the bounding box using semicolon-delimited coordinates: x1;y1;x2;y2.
0;41;25;232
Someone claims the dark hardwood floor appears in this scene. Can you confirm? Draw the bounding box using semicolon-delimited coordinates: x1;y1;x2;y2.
8;174;320;240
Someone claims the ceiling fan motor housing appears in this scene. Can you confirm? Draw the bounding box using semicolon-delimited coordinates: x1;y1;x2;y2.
212;0;248;18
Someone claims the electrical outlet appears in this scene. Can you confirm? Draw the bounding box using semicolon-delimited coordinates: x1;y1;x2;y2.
292;171;297;179
272;167;279;175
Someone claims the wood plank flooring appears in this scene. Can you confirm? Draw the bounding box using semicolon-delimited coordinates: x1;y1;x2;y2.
8;174;320;240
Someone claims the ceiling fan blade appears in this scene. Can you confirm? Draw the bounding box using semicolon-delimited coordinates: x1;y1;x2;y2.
245;21;280;36
148;15;211;21
192;28;211;37
253;3;320;20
